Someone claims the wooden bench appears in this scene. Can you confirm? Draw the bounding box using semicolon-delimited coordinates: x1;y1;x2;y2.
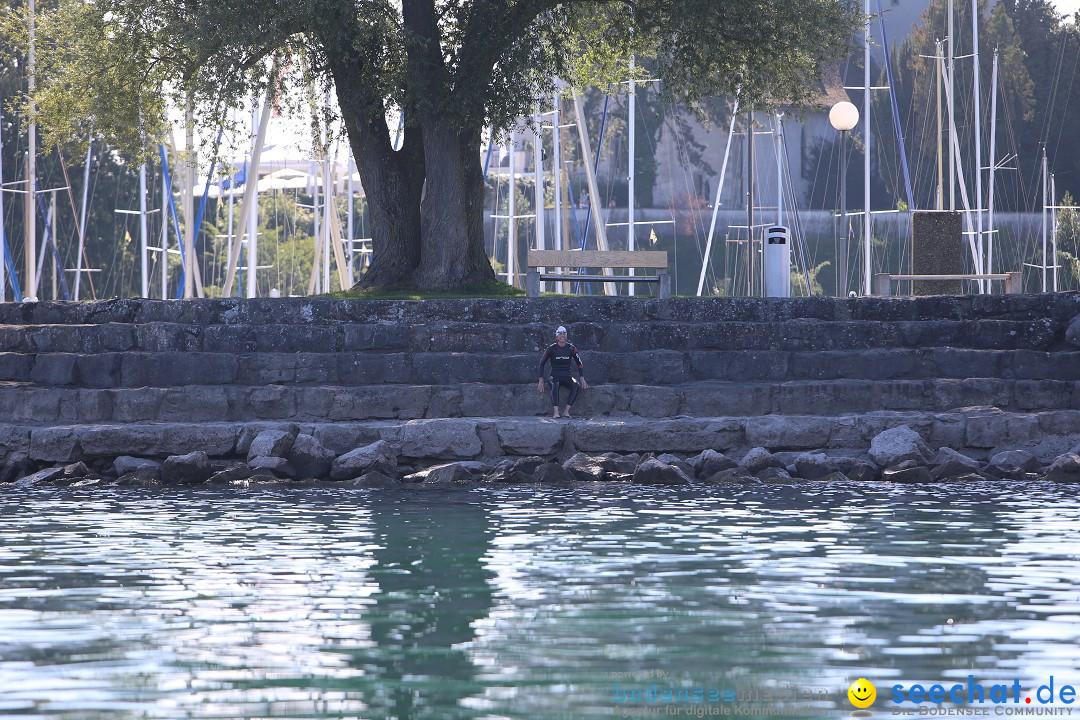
526;250;671;298
873;272;1023;296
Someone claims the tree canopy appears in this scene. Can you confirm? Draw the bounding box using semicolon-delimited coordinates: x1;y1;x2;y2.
3;0;861;291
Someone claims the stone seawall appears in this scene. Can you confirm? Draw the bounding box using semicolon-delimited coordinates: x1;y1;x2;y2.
2;294;1080;483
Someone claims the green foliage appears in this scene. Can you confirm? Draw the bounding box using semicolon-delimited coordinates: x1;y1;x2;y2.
791;260;830;297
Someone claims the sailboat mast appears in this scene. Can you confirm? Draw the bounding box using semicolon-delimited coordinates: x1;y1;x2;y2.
947;0;955;211
863;0;872;296
971;0;985;293
987;50;999;280
25;0;37;299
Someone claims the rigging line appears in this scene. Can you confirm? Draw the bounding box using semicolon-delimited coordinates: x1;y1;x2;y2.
1039;29;1068;147
877;0;915;210
779;119;812;295
34;185;71;300
1049;33;1079;168
580;92;611;251
55;145;98;299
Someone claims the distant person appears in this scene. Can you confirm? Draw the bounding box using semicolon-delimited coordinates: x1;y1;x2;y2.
537;326;588;418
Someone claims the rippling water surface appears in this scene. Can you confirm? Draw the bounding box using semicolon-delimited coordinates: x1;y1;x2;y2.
2;482;1080;719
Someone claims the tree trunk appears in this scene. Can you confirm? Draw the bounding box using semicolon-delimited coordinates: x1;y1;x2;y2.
332;67;424;288
412;119;497;290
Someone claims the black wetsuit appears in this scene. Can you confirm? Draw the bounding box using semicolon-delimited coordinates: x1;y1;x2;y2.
539;342;584;407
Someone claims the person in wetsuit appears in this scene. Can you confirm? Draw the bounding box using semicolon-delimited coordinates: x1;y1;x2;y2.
537;326;588;418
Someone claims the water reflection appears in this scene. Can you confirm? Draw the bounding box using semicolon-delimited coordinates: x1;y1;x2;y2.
1;483;1079;719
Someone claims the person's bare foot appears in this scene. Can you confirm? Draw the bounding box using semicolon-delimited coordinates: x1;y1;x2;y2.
563;407;573;418
552;411;561;418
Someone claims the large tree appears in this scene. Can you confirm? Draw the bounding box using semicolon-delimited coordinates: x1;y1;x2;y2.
4;0;859;291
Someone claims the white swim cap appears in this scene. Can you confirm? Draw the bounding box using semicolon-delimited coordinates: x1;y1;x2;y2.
556;326;567;335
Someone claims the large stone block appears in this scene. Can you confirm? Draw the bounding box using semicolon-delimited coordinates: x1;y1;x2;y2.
744;416;833;450
495;418;565;455
30;354;77;385
79;424;238;457
573;418;743;454
400;419;483;459
29;426;81;462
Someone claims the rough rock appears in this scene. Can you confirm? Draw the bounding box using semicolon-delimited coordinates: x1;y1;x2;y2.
1066;315;1080;348
869;425;932;467
486;457;545;483
249;456;297;479
287;434;336;478
424;462;479;485
792;453;840;480
633;457;692;485
704;466;755;483
17;467;66;486
330;439;398;481
882;466;934;483
563;453;606;482
815;471;851;483
755;467;794;483
0;452;33;484
348;470;399;486
988;450;1041;474
114;456;162;476
534;462;576;483
833;457;879;483
656;453;696;478
930;447;981;481
686;449;739;478
208;463;253;484
599;454;639;475
1044;453;1080;483
61;461;91;478
114;466;162;486
741;447;785;474
162;451;211;485
246;427;300;461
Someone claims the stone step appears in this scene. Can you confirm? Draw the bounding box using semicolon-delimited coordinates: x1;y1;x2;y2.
4;348;1080;387
1;294;1078;327
0;378;1074;425
0;316;1066;354
8;408;1080;464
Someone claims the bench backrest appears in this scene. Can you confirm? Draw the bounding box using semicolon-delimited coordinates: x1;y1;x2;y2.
527;250;668;270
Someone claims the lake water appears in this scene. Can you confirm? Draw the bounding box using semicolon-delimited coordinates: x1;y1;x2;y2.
2;482;1080;719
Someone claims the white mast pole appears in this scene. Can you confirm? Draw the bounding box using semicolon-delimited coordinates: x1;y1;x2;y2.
508;129;517;285
864;0;872;296
138;162;148;298
971;0;985;293
533;115;545;253
1041;148;1048;293
628;56;637;294
571;88;615;294
347;154;355;286
74;142;92;300
947;0;955;211
183;100;195;299
696;99;740;296
246;97;259;298
0;99;6;302
987;50;999;282
552;92;563;255
1052;172;1058;292
775;115;783;227
26;0;37;300
161;163;169;299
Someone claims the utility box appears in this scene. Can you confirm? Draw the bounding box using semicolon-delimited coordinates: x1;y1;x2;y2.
912;211;963;295
764;225;791;298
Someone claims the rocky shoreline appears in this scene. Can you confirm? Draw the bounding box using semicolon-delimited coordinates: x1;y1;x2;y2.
5;424;1080;488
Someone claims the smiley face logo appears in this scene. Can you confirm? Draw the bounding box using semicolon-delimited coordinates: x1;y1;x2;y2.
848;678;876;708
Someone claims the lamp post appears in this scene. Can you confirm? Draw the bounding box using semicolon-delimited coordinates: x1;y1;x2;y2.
829;101;859;296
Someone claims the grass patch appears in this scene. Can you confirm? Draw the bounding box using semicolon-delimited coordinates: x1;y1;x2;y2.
326;282;526;300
